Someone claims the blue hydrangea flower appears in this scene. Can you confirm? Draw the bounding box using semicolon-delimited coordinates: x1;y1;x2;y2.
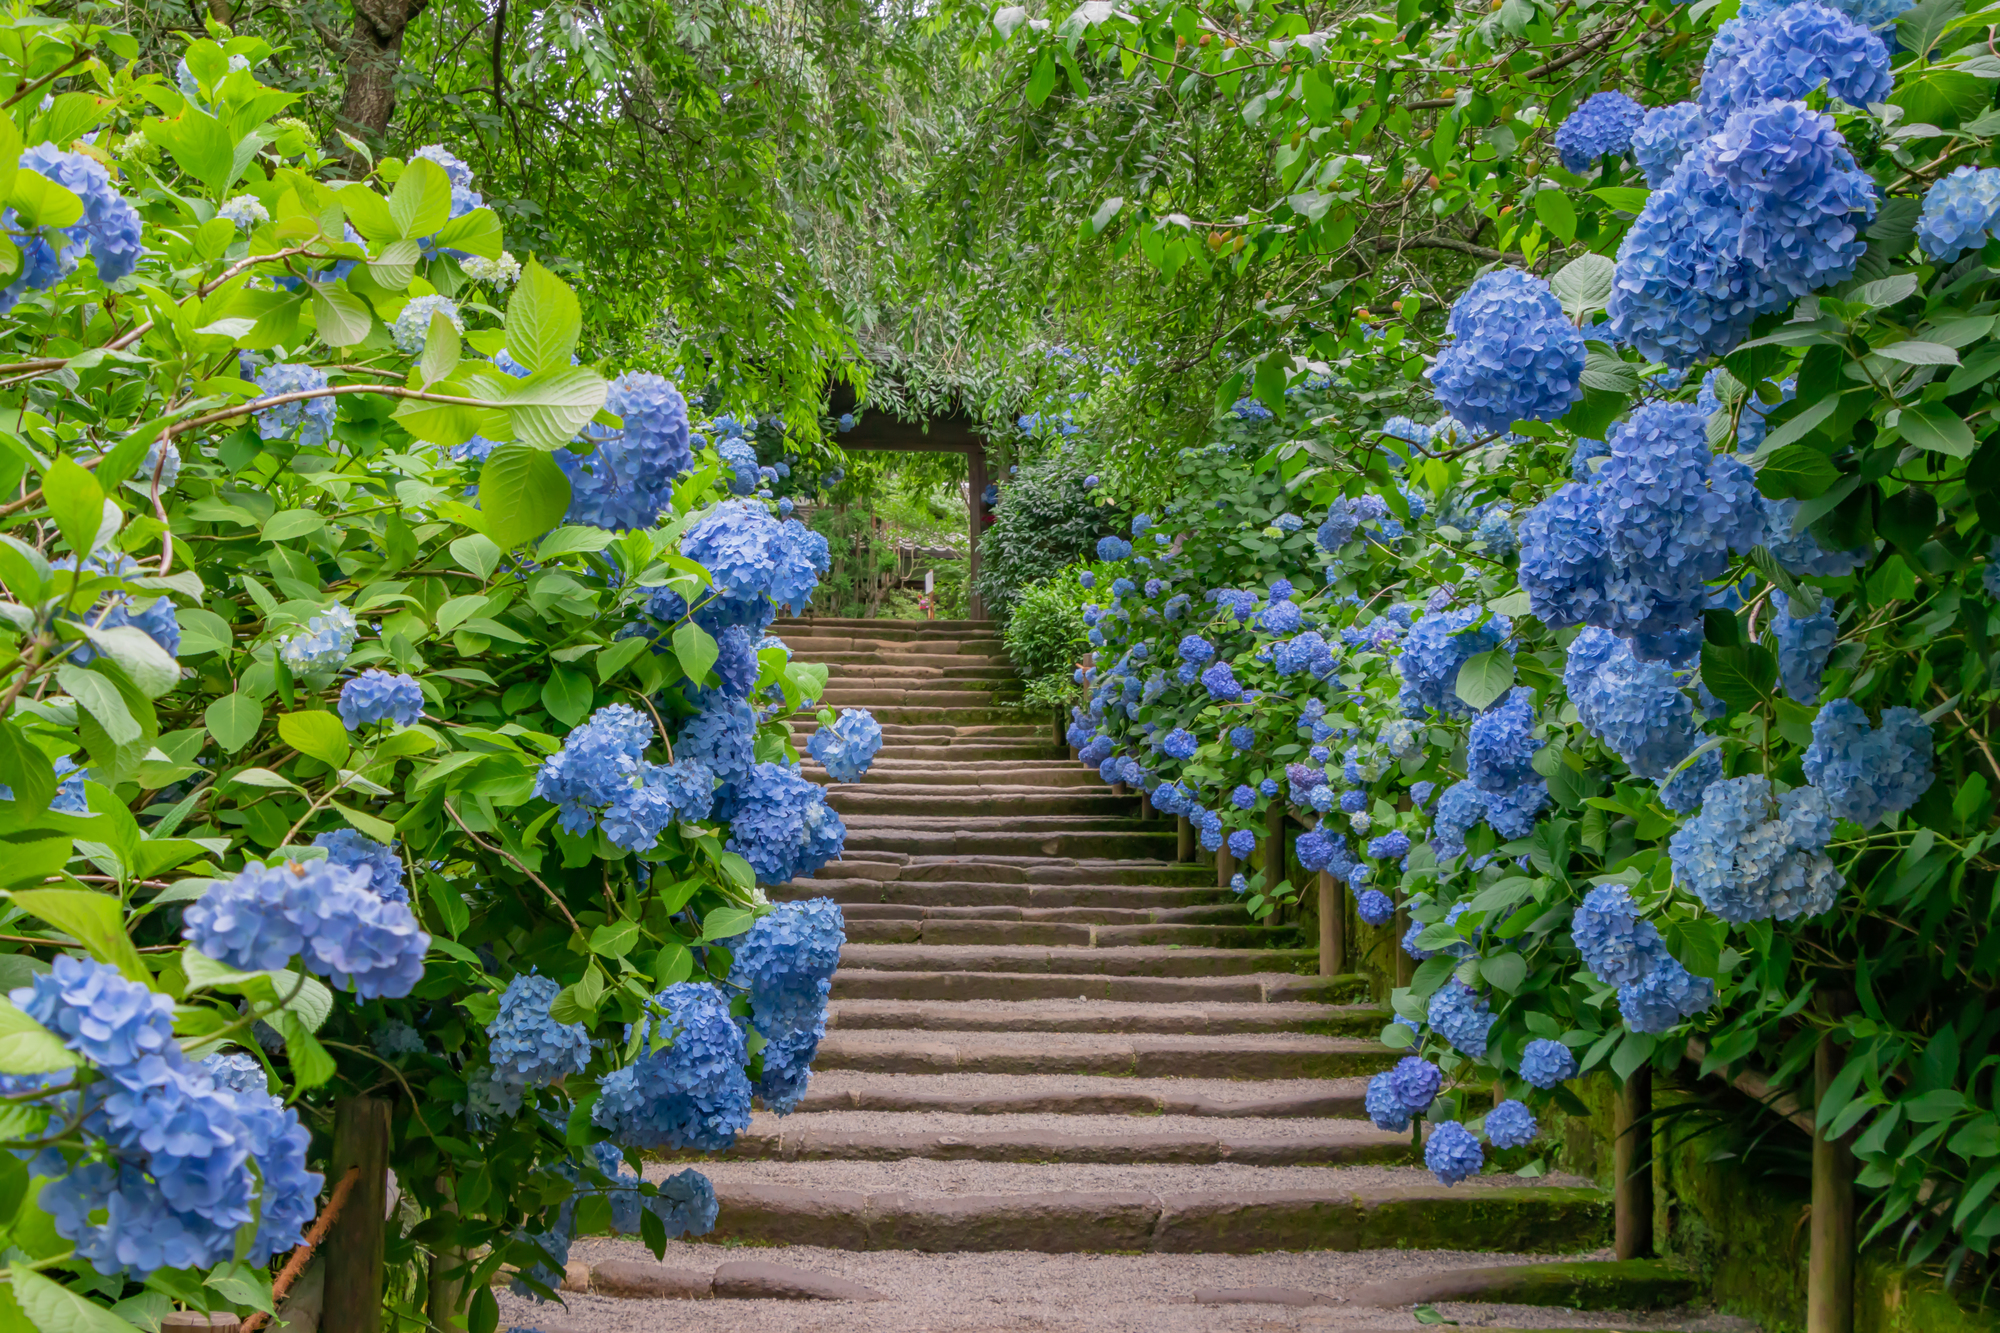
681;499;785;600
1468;687;1542;792
313;829;406;903
1486;1099;1538;1149
253;363;336;445
1668;775;1843;922
1555;92;1646;173
185;860;429;999
392;294;462;356
1520;1038;1579;1088
1917;166;2000;262
1426;1120;1484;1186
1428;981;1495;1058
1228;725;1256;749
1765;498;1869;578
808;709;882;783
1226;829;1256;859
1228;780;1259;810
1397;606;1513;718
49;551;181;665
1177;635;1214;664
1367;831;1411;860
1200;661;1243;701
1317;501;1358;552
559;373;694;532
1274;513;1303;533
0;147;143;314
1428;269;1585;433
278;604;359;672
1191;807;1224;852
1633;102;1708;188
1097;536;1133;561
1565;628;1702;779
1618;956;1717;1033
717;762;846;883
1231;397;1274;422
1365;1056;1442;1131
1659;748;1725;814
726;899;843;1112
488;974;591;1087
1571;885;1668;985
1295;828;1336;872
339;669;425;729
593;982;752;1152
1802;699;1934;828
1703;4;1891;118
375;1021;425;1057
1341;790;1368;814
1766;590;1838;703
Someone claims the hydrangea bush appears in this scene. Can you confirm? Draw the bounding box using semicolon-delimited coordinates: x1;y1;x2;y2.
0;21;877;1331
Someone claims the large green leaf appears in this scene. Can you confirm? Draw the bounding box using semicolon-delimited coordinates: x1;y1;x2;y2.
503;260;583;374
55;666;139;747
278;711;351;768
479;446;571;550
40;455;106;565
10;1262;138;1333
0;1001;74;1076
204;693;263;753
494;368;608;450
1453;649;1515;712
8;890;150;986
388;157;454;240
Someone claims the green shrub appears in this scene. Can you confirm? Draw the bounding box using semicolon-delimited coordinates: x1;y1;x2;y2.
977;452;1118;618
1004;575;1091;688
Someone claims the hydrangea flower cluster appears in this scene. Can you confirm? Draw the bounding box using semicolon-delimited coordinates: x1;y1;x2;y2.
391;294;463;356
1426;1120;1484;1185
1620;956;1717;1033
1356;888;1395;926
716;762;846;883
1467;687;1542;792
1632;102;1708;187
1519;403;1765;661
1570;885;1668;985
184;859;430;1000
808;709;883;783
1427;269;1585;433
51;552;181;664
1519;1038;1579;1088
253;363;336;446
593;982;752;1152
726;899;845;1113
1365;1056;1441;1132
1564;628;1702;781
1917;166;2000;262
339;669;425;729
1801;699;1934;828
1555;92;1646;173
533;704;716;850
313;829;406;902
1486;1099;1539;1149
1668;775;1842;922
559;373;694;531
1;146;143;313
1766;590;1838;703
18;958;319;1277
1396;605;1513;718
1427;981;1495;1058
486;974;591;1089
1701;3;1890;117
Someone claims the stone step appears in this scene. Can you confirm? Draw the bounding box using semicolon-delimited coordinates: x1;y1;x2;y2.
829;764;1105;788
824;662;1019;681
799;1072;1371;1118
831;901;1246;923
839;825;1179;860
782;881;1232;909
1348;1259;1704;1312
821;688;1022;707
826;790;1140;820
802;705;1031;727
799;721;1050;738
697;1111;1412;1166
783;642;1008;661
836;943;1315;978
824;998;1388;1037
867;744;1069;762
664;1160;1611;1254
831;968;1353;1005
806;855;1216;886
814;1029;1392;1079
842;918;1294;949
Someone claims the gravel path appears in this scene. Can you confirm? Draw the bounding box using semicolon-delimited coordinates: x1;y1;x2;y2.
643;1158;1593;1195
736;1110;1396;1140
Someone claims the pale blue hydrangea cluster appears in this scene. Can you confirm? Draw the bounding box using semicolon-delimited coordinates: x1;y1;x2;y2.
412;144;486;217
253;363;336;445
718;438;760;495
558;373;694;531
1607;102;1875;366
726;899;845;1113
1427;269;1585;433
1519;1038;1579;1088
1162;728;1198;760
1556;92;1646;173
1429;779;1488;860
313;829;406;903
1486;1099;1538;1149
593;982;751;1152
1765;498;1868;578
1467;687;1542;792
1632;102;1708;187
392;294;463;356
1668;775;1842;922
1801;699;1934;828
1766;590;1837;703
1917;166;2000;262
17;958;320;1277
1564;628;1702;780
1570;885;1668;985
681;500;815;606
1702;3;1890;118
808;709;883;783
716;762;846;884
533;704;715;849
1396;605;1513;718
1619;956;1717;1034
1426;1120;1484;1185
1356;888;1395;926
184;859;429;999
487;974;591;1089
1365;1055;1441;1132
339;669;425;729
1475;505;1518;556
1;147;144;313
1428;981;1495;1058
51;552;181;664
220;194;270;231
1519;403;1765;662
138;437;181;488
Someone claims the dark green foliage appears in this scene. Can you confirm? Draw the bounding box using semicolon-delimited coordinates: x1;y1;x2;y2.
977;453;1118;619
1003;577;1090;685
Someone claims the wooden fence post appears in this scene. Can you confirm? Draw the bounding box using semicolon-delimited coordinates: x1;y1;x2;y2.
1263;804;1286;886
1317;870;1344;977
1615;1068;1654;1260
1216;841;1236;889
1177;815;1194;863
1393;904;1413;988
1808;1010;1855;1333
324;1097;391;1333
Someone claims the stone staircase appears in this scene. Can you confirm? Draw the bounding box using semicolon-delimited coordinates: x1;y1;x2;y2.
496;618;1751;1332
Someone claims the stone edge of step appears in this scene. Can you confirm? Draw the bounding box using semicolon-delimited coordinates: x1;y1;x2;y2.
546;1257;891;1303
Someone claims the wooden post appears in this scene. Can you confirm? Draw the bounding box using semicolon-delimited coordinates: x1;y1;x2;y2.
1216;841;1236;889
967;446;988;620
1317;870;1344;977
1263;804;1286;883
1615;1068;1654;1260
1177;815;1194;863
1809;1015;1856;1333
1393;904;1414;988
1139;792;1154;820
324;1097;390;1333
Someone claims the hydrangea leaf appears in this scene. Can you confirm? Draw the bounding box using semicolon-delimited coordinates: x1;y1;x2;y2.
204;693;263;753
9;890;150;987
9;1262;135;1333
387;157;453;240
478;445;570;550
0;1000;71;1076
1755;445;1843;500
502;259;583;376
1453;649;1515;712
277;711;350;768
1899;402;1976;458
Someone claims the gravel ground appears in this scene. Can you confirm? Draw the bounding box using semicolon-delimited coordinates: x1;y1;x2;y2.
807;1072;1370;1104
737;1110;1397;1140
495;1240;1755;1333
644;1158;1591;1194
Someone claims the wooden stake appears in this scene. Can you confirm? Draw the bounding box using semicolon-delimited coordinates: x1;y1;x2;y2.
323;1097;391;1333
1216;841;1236;889
1614;1068;1654;1260
1808;1017;1855;1333
240;1167;362;1333
1317;870;1344;978
1393;904;1414;988
1263;804;1286;884
1177;815;1194;863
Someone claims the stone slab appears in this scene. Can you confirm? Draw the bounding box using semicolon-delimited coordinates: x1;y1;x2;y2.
710;1260;891;1302
587;1259;711;1300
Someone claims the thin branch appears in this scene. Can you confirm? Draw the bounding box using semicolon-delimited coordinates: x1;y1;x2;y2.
442;799;583;936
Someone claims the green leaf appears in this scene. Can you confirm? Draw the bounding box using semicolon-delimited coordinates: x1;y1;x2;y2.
535;526;617;561
331;800;398;843
479;446;571;550
10;1261;140;1333
502;260;584;375
262;509;325;542
1755;445;1843;500
493;368;609;451
1026;51;1059;106
1090;197;1124;234
0;724;54;817
0;834;69;890
697;906;756;943
1589;186;1650;213
449;535;502;580
673;621;719;686
540;667;592;728
419;312;463;384
41;454;107;563
1549;253;1614;317
277;712;350;768
310;283;373;347
78;626;177;699
388;157;454;240
8;890;151;987
1532;189;1576;244
1900;402;1976;458
1478;951;1527;993
1700;641;1776;713
1874;340;1959;367
1453;649;1515;712
8;172;82;230
430;208;504;259
429;875;471;938
55;666;140;747
0;999;75;1075
205;693;264;753
589;921;641;957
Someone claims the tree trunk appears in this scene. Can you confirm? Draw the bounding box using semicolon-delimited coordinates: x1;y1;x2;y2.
335;0;431;156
